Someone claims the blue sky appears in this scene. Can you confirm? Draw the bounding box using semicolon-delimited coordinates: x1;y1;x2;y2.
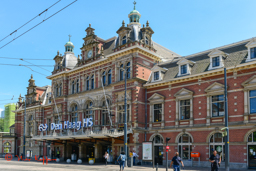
0;0;256;110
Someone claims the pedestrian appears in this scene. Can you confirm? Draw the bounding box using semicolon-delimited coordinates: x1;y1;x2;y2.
117;151;126;171
170;152;184;171
56;148;60;158
132;150;138;165
209;150;221;171
104;151;109;166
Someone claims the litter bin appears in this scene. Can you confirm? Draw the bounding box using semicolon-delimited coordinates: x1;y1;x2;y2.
127;157;133;167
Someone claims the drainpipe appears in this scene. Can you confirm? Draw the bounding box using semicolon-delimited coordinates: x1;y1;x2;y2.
145;88;147;141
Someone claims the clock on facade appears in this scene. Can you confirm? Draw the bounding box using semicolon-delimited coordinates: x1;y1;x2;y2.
87;50;93;58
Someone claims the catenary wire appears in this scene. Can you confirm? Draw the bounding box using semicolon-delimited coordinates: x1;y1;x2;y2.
0;0;78;50
0;0;61;43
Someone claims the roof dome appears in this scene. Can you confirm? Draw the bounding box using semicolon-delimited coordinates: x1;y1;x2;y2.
65;41;73;46
130;9;140;14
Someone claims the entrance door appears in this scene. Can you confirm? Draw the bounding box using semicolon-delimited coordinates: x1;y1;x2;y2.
154;146;163;165
248;145;256;168
71;145;79;161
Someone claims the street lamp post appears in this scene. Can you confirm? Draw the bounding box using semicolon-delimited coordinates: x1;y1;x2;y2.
22;96;27;159
124;64;128;167
224;63;229;171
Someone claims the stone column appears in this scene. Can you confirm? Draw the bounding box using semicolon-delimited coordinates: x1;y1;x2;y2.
79;144;86;160
206;95;211;126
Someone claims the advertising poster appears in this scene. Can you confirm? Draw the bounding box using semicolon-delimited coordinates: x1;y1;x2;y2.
142;142;152;161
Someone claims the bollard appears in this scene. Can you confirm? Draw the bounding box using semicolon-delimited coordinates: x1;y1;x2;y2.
156;163;158;171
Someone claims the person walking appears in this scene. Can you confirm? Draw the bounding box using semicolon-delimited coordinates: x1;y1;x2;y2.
170;152;184;171
132;150;138;165
117;151;126;171
104;151;109;166
209;150;221;171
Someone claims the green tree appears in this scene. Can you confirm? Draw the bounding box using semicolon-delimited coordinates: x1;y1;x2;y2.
0;118;4;132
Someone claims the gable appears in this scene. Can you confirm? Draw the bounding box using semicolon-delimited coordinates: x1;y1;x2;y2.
208;49;225;57
148;93;165;101
205;82;224;93
177;58;195;65
151;65;168;72
174;88;193;97
242;75;256;89
245;38;256;48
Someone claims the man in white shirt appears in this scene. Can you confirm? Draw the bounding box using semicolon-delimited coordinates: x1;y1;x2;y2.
133;151;138;165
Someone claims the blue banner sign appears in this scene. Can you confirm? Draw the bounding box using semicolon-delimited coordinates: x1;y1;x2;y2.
38;118;93;131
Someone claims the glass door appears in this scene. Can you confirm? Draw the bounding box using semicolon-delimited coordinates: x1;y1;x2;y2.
248;145;256;168
154;146;163;165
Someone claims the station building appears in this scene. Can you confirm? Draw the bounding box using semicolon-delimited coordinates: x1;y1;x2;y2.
14;2;256;169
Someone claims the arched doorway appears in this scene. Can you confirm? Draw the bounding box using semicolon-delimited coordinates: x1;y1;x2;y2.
247;131;256;168
177;134;193;160
209;133;225;161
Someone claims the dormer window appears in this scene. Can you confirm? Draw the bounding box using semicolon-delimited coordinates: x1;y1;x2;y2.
246;38;256;62
208;49;225;70
180;64;187;75
122;36;126;45
145;37;149;45
177;58;195;76
154;71;159;80
250;47;256;59
212;56;220;67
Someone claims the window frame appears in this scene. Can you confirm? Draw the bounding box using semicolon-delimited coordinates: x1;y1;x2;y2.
122;36;127;45
209;133;225;161
180;99;191;120
91;75;94;89
180;64;187;75
211;95;225;117
153;103;162;123
249;90;256;114
154;71;160;81
178;134;192;160
212;56;220;67
108;70;112;85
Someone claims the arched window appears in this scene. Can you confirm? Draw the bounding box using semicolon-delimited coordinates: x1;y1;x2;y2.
122;36;126;45
71;104;78;123
85;101;94;121
102;71;106;86
145;37;149;44
59;83;62;96
55;84;58;97
118;104;130;123
76;79;79;93
86;76;90;90
178;134;192;160
72;81;75;94
120;64;124;81
101;99;110;125
126;62;131;79
4;142;11;153
153;135;163;144
248;131;256;167
209;133;225;161
108;70;112;85
91;75;94;89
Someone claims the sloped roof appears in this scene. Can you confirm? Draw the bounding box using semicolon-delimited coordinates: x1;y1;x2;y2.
157;42;248;81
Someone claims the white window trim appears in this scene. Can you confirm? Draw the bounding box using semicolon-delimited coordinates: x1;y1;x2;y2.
178;63;190;76
177;59;195;76
210;94;225;118
179;99;192;120
208;55;224;70
245;39;256;62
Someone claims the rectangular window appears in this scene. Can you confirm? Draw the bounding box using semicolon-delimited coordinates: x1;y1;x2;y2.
180;100;190;120
54;116;58;124
154;104;162;122
154;71;159;81
118;105;130;123
180;64;187;75
250;47;256;59
212;56;220;67
72;113;77;123
101;109;109;125
211;95;224;117
250;90;256;114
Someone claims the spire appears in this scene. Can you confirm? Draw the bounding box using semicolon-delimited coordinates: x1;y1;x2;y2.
31;74;33;79
122;20;125;27
68;34;72;41
146;20;149;27
133;1;136;10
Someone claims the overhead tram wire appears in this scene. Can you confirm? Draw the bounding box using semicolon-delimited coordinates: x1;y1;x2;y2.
0;0;78;50
0;0;61;43
20;59;52;72
0;57;52;60
0;63;53;67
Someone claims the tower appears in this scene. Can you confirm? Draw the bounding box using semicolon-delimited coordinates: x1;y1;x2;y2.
65;35;74;53
128;1;141;26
